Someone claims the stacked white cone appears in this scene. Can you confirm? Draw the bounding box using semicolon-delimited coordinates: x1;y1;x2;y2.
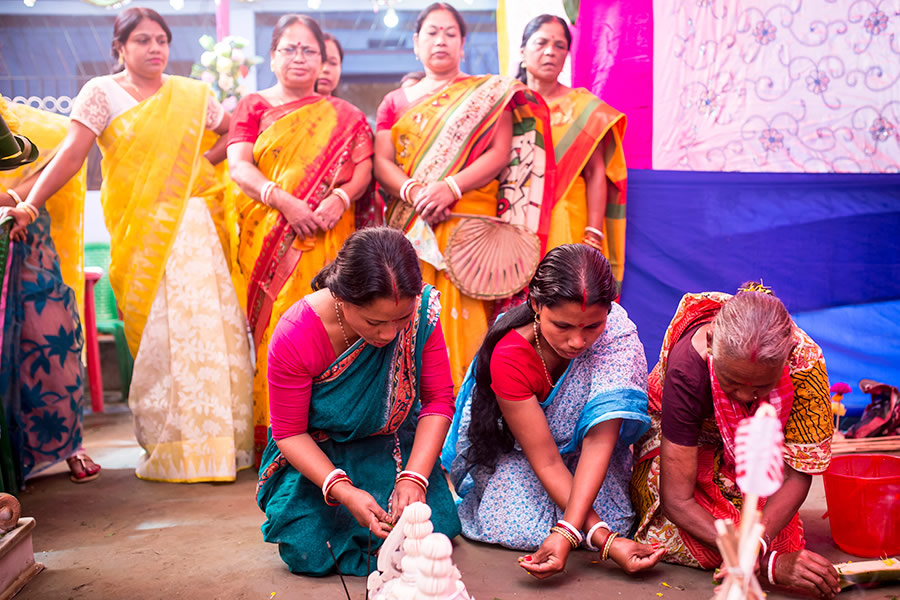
368;502;473;600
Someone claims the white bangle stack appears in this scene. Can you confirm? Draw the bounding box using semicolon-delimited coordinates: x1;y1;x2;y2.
260;181;277;206
584;521;611;551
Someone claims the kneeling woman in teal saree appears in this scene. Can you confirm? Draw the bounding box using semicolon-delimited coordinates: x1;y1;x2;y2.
257;227;460;576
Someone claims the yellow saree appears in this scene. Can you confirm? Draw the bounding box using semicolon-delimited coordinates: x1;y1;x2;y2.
545;89;628;290
0;99;86;319
385;75;555;388
229;95;373;457
95;75;253;482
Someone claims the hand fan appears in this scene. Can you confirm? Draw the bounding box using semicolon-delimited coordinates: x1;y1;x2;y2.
444;213;541;300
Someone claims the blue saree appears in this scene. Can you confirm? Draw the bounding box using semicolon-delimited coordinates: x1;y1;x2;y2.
0;209;85;492
256;285;461;576
443;303;650;550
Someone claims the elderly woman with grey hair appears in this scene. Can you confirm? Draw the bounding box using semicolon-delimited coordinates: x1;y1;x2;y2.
630;283;841;599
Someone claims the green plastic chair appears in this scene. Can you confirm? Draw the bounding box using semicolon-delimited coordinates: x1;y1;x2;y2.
84;242;133;400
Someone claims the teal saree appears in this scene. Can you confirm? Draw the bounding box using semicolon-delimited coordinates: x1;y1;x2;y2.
256;285;461;576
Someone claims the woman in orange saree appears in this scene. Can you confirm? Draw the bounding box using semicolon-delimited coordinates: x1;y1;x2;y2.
518;15;628;291
228;14;375;458
374;3;554;387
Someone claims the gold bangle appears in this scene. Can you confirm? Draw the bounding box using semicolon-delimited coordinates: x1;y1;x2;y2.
332;188;351;210
582;237;603;251
444;175;462;202
549;526;579;550
601;531;618;560
21;202;39;224
7;189;23;205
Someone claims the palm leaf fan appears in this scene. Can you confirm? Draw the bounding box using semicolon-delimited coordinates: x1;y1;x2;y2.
444;214;541;300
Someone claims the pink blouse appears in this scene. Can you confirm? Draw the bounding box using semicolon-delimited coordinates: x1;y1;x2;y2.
267;298;456;441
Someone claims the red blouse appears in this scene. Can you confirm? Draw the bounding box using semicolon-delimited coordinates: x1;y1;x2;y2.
490;329;552;403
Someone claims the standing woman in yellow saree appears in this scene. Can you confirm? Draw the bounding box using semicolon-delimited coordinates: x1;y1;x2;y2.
374;3;555;387
6;7;254;483
518;15;629;291
227;14;375;458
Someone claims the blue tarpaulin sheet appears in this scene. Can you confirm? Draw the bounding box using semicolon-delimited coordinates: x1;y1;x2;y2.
619;170;900;414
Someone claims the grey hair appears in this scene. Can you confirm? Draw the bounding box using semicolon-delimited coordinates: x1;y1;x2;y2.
711;286;794;366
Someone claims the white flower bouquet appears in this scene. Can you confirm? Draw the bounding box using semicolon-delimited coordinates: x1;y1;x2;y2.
191;34;262;111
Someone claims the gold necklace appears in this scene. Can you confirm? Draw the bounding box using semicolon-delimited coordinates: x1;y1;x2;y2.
333;300;351;349
421;73;459;96
533;319;556;388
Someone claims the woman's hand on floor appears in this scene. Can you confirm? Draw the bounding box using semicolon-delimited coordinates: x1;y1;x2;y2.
517;531;571;579
772;549;841;598
388;479;427;523
331;483;393;539
607;537;667;574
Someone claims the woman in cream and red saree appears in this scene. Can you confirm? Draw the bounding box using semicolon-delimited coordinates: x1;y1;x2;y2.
7;7;253;483
518;15;628;291
631;284;841;598
228;14;375;459
374;3;555;388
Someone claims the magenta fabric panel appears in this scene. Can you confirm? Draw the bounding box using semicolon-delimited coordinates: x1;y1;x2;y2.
571;0;654;169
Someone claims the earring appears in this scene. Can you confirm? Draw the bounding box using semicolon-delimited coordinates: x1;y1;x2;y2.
118;54;124;66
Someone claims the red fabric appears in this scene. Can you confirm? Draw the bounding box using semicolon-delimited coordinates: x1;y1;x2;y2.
681;446;806;569
489;330;551;403
375;88;411;132
267;298;455;440
708;357;795;467
227;93;272;146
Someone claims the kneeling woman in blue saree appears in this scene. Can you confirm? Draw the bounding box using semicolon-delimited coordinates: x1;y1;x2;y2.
257;227;461;576
444;244;666;578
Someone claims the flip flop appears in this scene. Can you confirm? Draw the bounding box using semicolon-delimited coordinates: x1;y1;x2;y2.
66;453;101;483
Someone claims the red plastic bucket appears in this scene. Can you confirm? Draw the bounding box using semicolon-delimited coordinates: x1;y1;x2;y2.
822;453;900;557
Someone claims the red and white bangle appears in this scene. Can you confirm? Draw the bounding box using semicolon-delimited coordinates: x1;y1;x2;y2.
396;470;429;494
332;188;351;210
758;536;768;556
555;519;584;546
322;468;351;506
767;550;779;585
399;179;421;205
584;521;610;551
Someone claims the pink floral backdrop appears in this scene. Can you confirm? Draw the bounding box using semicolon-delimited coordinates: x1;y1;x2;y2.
651;0;900;172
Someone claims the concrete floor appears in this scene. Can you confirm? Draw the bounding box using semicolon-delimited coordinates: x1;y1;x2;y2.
11;405;899;600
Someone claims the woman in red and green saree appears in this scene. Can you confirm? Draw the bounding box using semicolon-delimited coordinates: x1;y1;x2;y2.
631;283;841;599
518;15;628;291
228;14;376;459
374;3;555;388
257;227;460;576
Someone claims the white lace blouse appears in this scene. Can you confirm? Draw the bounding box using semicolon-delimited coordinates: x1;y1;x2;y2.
70;75;225;136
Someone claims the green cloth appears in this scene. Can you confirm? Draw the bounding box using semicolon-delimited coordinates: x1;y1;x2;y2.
256;285;461;576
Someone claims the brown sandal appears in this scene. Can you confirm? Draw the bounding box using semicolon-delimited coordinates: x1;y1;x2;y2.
66;453;101;483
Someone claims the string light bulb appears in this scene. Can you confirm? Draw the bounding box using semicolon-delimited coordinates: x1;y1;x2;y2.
307;0;322;8
384;6;399;28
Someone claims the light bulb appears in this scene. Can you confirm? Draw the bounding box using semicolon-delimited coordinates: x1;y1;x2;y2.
384;7;399;28
308;0;322;8
169;0;184;8
23;0;36;6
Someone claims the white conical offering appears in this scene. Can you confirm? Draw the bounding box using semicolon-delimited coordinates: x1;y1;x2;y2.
368;502;473;600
